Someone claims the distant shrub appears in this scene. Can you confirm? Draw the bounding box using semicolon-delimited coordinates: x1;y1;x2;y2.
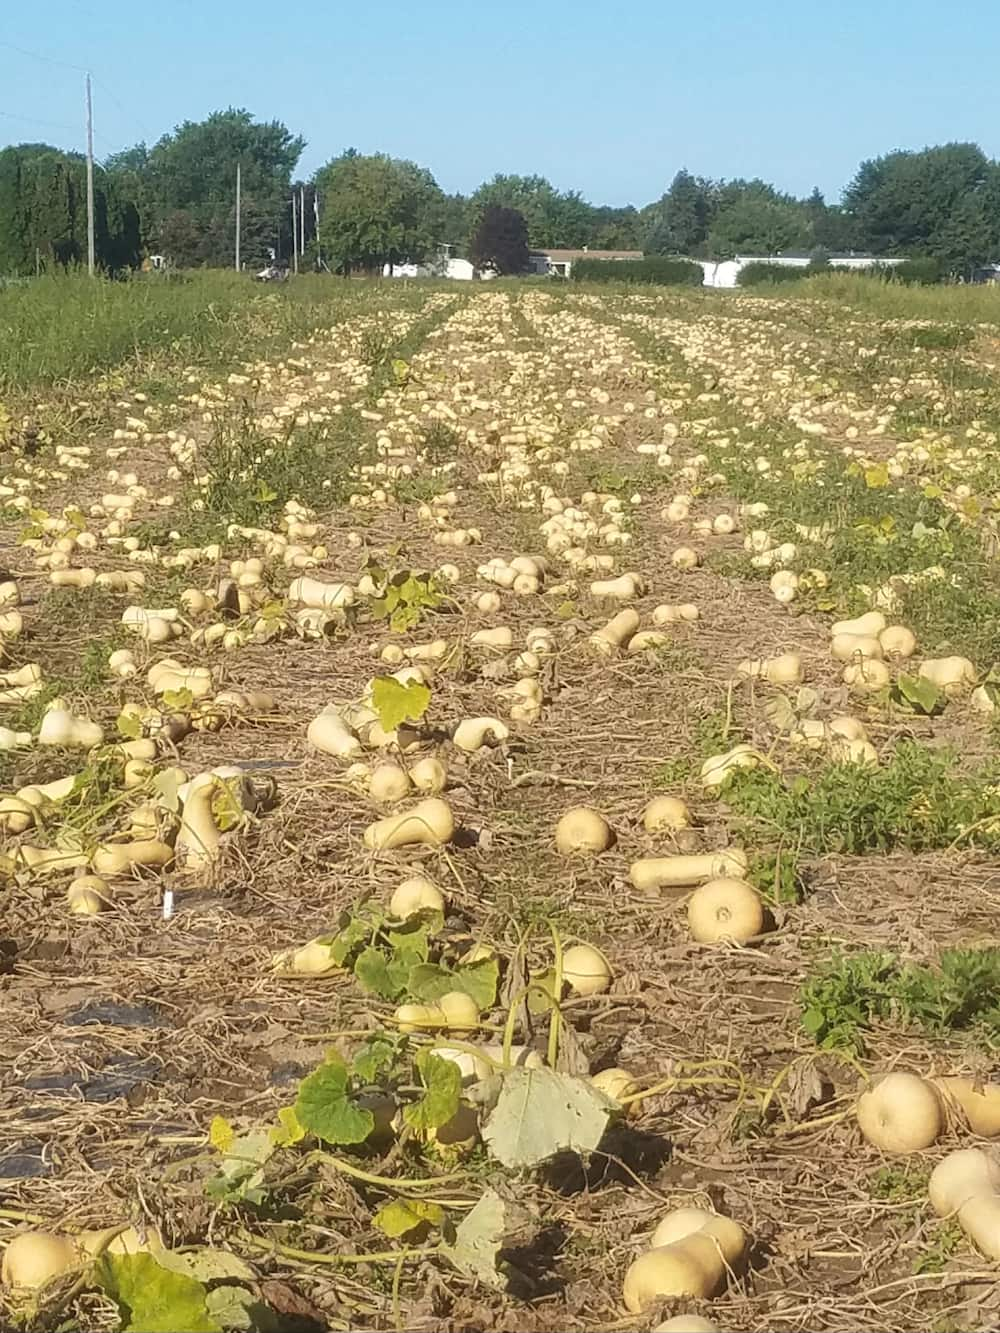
737;262;807;287
571;257;704;286
909;324;972;350
893;257;946;286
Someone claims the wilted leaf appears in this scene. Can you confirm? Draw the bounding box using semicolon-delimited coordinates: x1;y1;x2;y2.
259;1280;327;1324
785;1060;826;1120
371;676;431;733
294;1055;374;1145
95;1253;220;1333
763;693;796;731
211;778;245;832
157;1248;256;1284
795;686;819;715
204;1128;274;1205
153;768;183;814
526;967;557;1014
480;658;510;682
441;1190;507;1289
373;1197;444;1238
403;1050;462;1132
482;1067;615;1168
553;1018;592;1077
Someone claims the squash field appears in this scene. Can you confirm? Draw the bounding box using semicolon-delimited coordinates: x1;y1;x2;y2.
5;281;1000;1332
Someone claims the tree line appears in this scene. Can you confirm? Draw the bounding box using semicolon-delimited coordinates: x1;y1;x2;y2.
0;106;996;277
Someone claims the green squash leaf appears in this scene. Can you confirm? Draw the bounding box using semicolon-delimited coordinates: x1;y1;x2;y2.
403;1050;462;1132
294;1054;374;1145
95;1252;220;1333
897;673;942;715
408;957;499;1010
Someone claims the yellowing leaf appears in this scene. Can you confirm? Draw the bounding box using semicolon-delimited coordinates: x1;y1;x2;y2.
116;710;143;740
370;676;431;733
864;464;889;489
373;1197;444;1238
270;1105;306;1147
211;778;244;832
153;768;183;813
209;1115;234;1155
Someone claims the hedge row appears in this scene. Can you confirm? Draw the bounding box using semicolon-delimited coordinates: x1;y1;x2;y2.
738;257;948;288
570;257;704;286
737;261;811;287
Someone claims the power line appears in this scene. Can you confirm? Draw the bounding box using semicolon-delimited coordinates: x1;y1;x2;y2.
2;37;158;161
90;76;158;146
0;37;88;73
0;108;78;133
2;37;157;145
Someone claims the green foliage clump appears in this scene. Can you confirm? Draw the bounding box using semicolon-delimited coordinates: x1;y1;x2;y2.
470;205;530;275
572;257;704;286
724;741;1000;855
737;261;807;287
192;399;355;532
800;948;1000;1051
893;257;946;285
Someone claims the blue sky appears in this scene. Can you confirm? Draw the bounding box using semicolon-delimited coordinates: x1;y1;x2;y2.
3;0;999;206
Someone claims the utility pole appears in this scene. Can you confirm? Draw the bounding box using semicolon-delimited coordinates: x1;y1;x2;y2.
314;189;323;271
300;186;306;262
291;193;298;274
235;163;242;271
85;73;95;276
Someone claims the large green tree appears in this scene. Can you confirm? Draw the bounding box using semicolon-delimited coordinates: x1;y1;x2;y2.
706;179;811;257
588;204;641;250
314;151;444;273
644;169;713;256
134;108;303;266
0;143;140;274
469;205;529;274
843;143;994;269
804;186;856;252
469;174;593;249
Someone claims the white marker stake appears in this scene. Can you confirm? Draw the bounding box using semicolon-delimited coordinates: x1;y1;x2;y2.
162;888;174;921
